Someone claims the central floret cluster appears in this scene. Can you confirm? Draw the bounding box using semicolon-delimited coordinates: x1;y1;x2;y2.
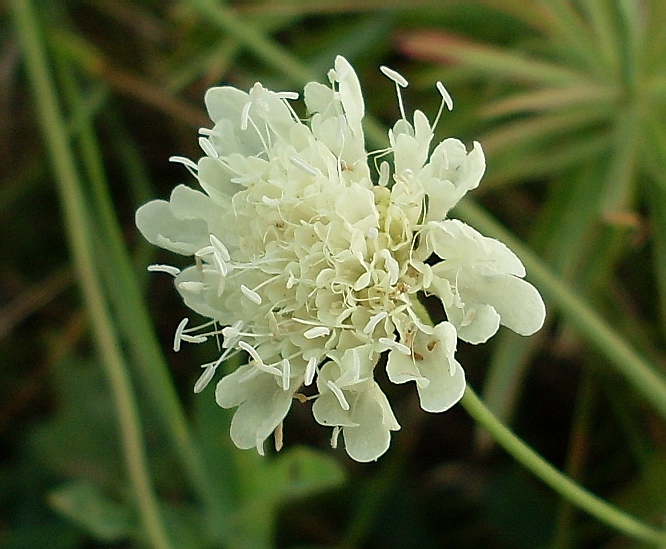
136;56;545;462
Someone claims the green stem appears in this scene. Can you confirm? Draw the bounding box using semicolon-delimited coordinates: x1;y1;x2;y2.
186;0;316;85
454;200;666;419
51;38;221;523
461;386;666;545
12;1;173;547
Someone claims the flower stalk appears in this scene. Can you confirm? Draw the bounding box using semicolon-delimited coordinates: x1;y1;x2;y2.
461;386;666;545
12;0;173;546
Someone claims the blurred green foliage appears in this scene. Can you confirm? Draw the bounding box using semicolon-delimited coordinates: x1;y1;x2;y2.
3;0;665;548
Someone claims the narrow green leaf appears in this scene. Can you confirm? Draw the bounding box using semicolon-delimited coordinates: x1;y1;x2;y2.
484;132;610;188
600;107;640;216
481;83;617;118
579;0;622;76
480;107;609;155
541;0;609;75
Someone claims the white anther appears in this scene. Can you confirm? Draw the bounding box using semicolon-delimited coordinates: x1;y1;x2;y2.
286;272;298;289
378;160;390;186
210;234;230;261
289;155;321;177
262;196;280;206
436;81;453;111
173;318;189;352
276;91;299;100
304;326;331;339
363;311;388;334
168;156;199;171
380;249;400;286
330;426;341;449
178;281;205;293
179;334;208;344
304;357;317;386
147;264;181;277
198;136;218;158
281;358;291;390
379;337;411;355
380;66;409;87
238;341;281;376
240;284;262;304
326;380;350;411
241;101;252;131
222;325;241;339
193;364;216;394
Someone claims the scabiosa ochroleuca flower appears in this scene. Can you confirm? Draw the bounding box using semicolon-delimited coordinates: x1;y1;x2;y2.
136;56;545;462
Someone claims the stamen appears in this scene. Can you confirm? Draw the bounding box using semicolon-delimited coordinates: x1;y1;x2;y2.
330;426;341;449
432;81;454;131
281;358;291;390
305;357;317;386
238;341;281;376
380;65;408;88
380;65;408;121
290;155;321;177
304;326;331;339
379;337;411;355
363;311;388;334
326;380;350;410
210;234;231;261
378;160;390;186
437;81;454;111
274;422;284;452
275;91;299;100
262;196;280;206
179;333;208;344
380;249;400;285
240;284;262;304
168;155;198;172
198;136;218;158
193;364;216;393
173;318;189;352
240;101;252;131
198;128;222;137
221;323;242;340
147;264;181;277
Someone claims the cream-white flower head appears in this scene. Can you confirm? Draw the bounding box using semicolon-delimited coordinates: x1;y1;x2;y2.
136;56;545;462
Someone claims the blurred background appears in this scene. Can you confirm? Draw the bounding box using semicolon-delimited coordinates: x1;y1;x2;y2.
3;0;666;547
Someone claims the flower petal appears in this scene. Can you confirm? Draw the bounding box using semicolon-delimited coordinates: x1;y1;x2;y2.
343;384;399;462
427;219;526;277
334;56;365;137
136;193;210;255
456;272;546;337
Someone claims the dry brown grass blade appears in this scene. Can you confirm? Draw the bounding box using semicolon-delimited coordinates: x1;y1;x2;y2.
396;29;588;85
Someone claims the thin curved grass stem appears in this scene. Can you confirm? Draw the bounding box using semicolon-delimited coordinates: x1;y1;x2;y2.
12;1;173;547
461;386;666;545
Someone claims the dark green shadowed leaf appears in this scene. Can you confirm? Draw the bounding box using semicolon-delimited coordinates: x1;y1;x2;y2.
48;480;135;543
193;378;345;549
